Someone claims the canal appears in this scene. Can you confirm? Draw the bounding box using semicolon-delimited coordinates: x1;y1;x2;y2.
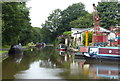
2;46;120;80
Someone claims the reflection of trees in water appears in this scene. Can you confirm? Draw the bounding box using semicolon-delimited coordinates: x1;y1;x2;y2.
38;47;74;69
2;46;74;79
39;60;54;68
2;52;29;79
2;46;55;79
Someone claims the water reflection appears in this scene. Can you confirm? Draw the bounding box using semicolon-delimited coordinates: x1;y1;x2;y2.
2;51;27;79
74;58;120;79
2;46;120;80
10;52;23;64
39;60;56;68
2;46;63;79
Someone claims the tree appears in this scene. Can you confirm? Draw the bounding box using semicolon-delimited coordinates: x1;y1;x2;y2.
31;27;41;43
46;9;62;33
2;2;32;45
69;13;93;28
41;3;94;44
41;9;62;43
40;26;53;43
63;31;72;36
61;2;88;31
97;2;119;29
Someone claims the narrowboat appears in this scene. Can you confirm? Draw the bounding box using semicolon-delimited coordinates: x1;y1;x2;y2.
78;46;90;57
56;44;67;56
8;44;23;55
74;46;88;59
57;44;67;51
88;47;119;60
77;46;120;60
96;47;120;59
35;43;46;48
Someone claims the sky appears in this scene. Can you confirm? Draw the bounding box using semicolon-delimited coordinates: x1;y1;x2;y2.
26;0;101;27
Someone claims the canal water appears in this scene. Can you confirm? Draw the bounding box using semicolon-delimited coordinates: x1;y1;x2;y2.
2;46;120;80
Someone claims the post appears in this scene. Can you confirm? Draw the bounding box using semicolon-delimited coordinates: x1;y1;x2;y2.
86;31;89;46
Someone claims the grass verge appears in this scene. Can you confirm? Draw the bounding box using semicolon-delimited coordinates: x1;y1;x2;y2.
2;45;10;49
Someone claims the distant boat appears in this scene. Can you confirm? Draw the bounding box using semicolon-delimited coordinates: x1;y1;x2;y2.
8;44;23;55
57;44;67;51
56;44;67;56
35;43;46;48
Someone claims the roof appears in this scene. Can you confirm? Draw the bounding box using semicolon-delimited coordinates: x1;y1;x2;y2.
71;28;93;34
71;27;112;34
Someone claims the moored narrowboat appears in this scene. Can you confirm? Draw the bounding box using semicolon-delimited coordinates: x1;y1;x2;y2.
87;47;119;60
8;44;23;55
96;47;120;59
77;46;120;60
35;43;46;48
57;44;67;51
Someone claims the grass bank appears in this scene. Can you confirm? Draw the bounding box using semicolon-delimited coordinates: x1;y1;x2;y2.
1;45;10;49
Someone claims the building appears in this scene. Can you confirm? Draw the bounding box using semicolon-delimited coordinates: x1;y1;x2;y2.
71;27;116;46
109;26;120;46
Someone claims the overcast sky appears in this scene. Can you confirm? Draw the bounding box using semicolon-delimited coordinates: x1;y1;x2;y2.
26;0;101;27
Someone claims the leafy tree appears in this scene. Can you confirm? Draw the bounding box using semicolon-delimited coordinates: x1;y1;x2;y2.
69;13;93;28
41;3;89;43
2;2;32;45
41;9;62;43
61;2;88;31
40;26;53;43
63;31;72;36
46;9;62;33
32;27;41;43
19;28;33;45
97;2;119;29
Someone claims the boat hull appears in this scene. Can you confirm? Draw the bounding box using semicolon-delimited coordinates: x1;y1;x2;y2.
97;47;120;58
77;46;120;60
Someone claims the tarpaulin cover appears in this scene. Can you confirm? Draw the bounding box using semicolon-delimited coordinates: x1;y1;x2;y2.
80;47;88;52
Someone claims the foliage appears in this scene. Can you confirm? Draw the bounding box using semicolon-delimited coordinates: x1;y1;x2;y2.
82;32;93;45
41;3;89;43
63;31;71;36
41;9;62;43
97;2;119;29
2;2;32;45
61;2;88;31
31;27;41;44
46;9;62;33
2;45;10;48
69;13;93;28
27;42;35;46
19;27;33;45
40;27;53;43
1;50;8;54
2;2;102;46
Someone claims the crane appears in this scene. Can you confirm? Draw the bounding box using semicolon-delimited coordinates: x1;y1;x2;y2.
92;3;107;46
